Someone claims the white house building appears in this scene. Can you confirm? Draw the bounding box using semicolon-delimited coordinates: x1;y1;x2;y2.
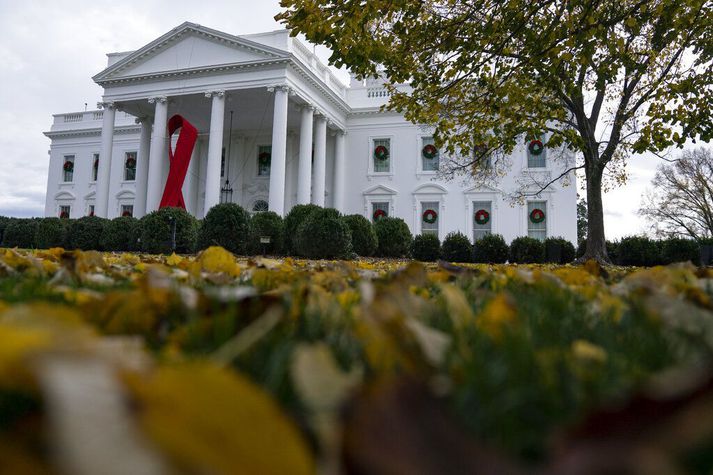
44;22;577;244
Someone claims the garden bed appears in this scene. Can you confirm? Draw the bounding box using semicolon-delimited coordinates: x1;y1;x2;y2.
1;246;713;474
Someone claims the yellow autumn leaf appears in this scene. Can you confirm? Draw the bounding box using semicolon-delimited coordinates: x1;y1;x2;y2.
477;293;518;340
128;362;314;475
198;246;241;277
572;339;607;363
165;253;184;266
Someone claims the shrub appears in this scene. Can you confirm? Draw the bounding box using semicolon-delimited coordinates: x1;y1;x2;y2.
700;238;713;266
284;204;321;254
2;218;38;249
373;217;413;258
249;211;285;255
35;218;68;249
197;203;250;254
295;208;351;259
510;237;545;264
544;237;576;264
661;237;701;265
412;234;441;262
473;234;510;264
441;232;472;263
140;207;198;254
101;216;140;252
65;216;107;250
617;236;662;267
342;214;378;257
0;216;12;244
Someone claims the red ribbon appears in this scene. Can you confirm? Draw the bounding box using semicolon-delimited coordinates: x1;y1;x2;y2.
159;114;198;209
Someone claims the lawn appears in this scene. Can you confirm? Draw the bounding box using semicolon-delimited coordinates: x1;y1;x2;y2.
1;246;713;474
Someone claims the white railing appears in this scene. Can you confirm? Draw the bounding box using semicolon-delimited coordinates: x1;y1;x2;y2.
367;87;391;98
290;38;347;98
93;111;104;120
64;113;83;122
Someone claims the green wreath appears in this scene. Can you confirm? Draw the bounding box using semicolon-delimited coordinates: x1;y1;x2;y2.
258;151;271;166
474;209;490;225
63;161;74;172
422;144;438;159
528;140;544;156
423;209;438;224
530;208;545;223
373;209;387;221
374;145;389;161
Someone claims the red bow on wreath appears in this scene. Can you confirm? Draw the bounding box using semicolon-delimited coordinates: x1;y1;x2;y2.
373;209;387;221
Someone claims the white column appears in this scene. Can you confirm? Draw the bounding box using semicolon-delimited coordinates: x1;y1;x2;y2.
133;117;152;217
268;86;289;215
203;91;225;217
312;114;327;206
296;105;314;205
95;102;116;218
333;130;347;212
146;96;168;213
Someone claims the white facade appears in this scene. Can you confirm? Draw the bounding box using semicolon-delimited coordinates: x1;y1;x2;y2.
44;22;577;244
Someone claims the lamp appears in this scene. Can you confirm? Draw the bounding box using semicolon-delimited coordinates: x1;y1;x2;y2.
220;110;234;203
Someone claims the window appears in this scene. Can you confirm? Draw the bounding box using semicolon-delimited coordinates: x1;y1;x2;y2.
421;137;439;172
59;205;71;219
124;152;137;181
372;138;391;173
473;201;492;242
420;201;439;236
527;136;547;168
253;200;269;213
258;145;271;176
121;205;134;217
371;202;389;222
527;201;547;241
92;153;99;181
88;205;95;217
62;155;74;182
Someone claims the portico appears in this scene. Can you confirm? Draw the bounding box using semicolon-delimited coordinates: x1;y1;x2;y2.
90;22;348;218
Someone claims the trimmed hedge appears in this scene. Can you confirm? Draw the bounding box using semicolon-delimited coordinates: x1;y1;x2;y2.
65;216;107;250
100;216;140;252
660;237;700;265
295;208;352;259
284;204;321;255
2;219;39;249
374;217;413;258
544;237;576;264
249;211;285;255
35;218;68;249
441;232;472;263
473;234;509;264
617;236;661;267
510;237;545;264
197;203;251;254
342;214;378;257
140;207;198;254
412;234;441;262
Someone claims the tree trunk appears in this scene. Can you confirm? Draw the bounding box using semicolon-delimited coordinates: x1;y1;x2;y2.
582;162;610;263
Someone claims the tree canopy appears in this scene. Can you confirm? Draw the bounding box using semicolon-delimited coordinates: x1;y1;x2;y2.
277;0;713;261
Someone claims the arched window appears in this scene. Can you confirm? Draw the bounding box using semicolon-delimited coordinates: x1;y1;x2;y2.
252;200;269;213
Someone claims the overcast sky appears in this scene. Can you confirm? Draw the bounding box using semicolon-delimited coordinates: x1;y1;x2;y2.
0;0;697;239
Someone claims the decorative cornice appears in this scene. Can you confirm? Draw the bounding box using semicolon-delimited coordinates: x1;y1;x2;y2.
44;125;141;139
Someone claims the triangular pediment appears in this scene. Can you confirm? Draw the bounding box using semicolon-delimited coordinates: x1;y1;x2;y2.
363;184;397;195
94;22;288;83
463;184;502;194
412;183;448;194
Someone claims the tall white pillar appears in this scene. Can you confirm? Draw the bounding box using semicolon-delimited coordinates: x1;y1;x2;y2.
203;91;225;217
296;105;314;205
134;117;152;217
333;130;346;212
146;96;168;213
95;101;116;218
312;115;327;206
268;86;289;215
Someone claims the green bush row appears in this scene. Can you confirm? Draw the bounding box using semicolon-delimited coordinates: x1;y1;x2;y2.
577;235;710;266
412;233;576;264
